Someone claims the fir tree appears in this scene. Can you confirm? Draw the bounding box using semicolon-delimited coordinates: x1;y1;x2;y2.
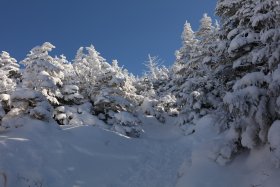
20;42;64;105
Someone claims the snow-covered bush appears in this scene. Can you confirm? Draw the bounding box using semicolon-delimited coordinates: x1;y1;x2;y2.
157;94;178;117
61;85;84;104
112;111;142;137
52;54;84;105
139;97;165;122
1;88;54;129
53;102;106;127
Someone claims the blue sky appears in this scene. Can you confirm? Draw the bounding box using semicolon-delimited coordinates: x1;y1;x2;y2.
0;0;217;75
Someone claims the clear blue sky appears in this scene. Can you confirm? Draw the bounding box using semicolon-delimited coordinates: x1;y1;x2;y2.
0;0;217;75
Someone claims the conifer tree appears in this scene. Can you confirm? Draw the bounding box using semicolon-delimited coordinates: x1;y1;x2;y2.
21;42;64;105
73;46;142;137
174;21;198;75
211;0;280;165
0;51;20;80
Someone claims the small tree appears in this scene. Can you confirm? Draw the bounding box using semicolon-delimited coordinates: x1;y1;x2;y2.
175;21;198;70
21;42;64;105
0;51;20;80
55;55;84;105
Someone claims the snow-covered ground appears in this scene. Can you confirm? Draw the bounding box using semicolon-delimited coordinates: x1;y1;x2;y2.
0;115;279;187
0;116;188;187
176;116;280;187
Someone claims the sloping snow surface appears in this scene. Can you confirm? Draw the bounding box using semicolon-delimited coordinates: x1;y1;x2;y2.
0;115;279;187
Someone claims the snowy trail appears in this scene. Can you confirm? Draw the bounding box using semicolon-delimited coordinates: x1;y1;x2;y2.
1;116;279;187
121;116;192;187
0;116;192;187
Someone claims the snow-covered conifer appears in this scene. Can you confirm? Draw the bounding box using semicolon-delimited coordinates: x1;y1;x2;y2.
211;0;280;165
20;42;64;105
0;51;20;79
73;46;142;136
175;21;198;72
55;55;84;104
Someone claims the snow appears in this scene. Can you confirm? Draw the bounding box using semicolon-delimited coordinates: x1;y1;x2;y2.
228;29;259;56
114;111;138;125
62;85;79;94
233;72;265;91
0;116;187;187
54;102;106;127
0;115;279;187
223;86;266;113
176;116;280;187
0;1;279;186
0;94;10;102
268;120;280;168
11;88;42;101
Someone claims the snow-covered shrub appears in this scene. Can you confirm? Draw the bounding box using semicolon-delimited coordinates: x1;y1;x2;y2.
0;94;11;112
61;85;84;104
29;101;53;121
1;88;54;129
112;111;142;137
143;55;170;92
174;76;221;127
136;55;178;123
139;97;165;123
0;103;5;121
55;55;84;105
157;94;178;117
53;102;106;127
0;94;11;129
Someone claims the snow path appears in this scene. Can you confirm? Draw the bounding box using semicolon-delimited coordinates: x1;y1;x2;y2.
1;116;279;187
0;116;192;187
122;117;191;187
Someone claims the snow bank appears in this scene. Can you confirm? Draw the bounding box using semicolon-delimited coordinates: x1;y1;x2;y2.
176;115;280;187
268;120;280;168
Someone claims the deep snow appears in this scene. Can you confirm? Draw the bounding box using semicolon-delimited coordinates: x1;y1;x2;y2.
0;116;189;187
0;115;279;187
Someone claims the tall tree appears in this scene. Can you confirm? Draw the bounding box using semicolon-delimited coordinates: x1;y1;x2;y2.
211;0;280;165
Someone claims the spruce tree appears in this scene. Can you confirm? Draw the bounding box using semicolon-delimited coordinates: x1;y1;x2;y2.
211;0;280;165
21;42;64;105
